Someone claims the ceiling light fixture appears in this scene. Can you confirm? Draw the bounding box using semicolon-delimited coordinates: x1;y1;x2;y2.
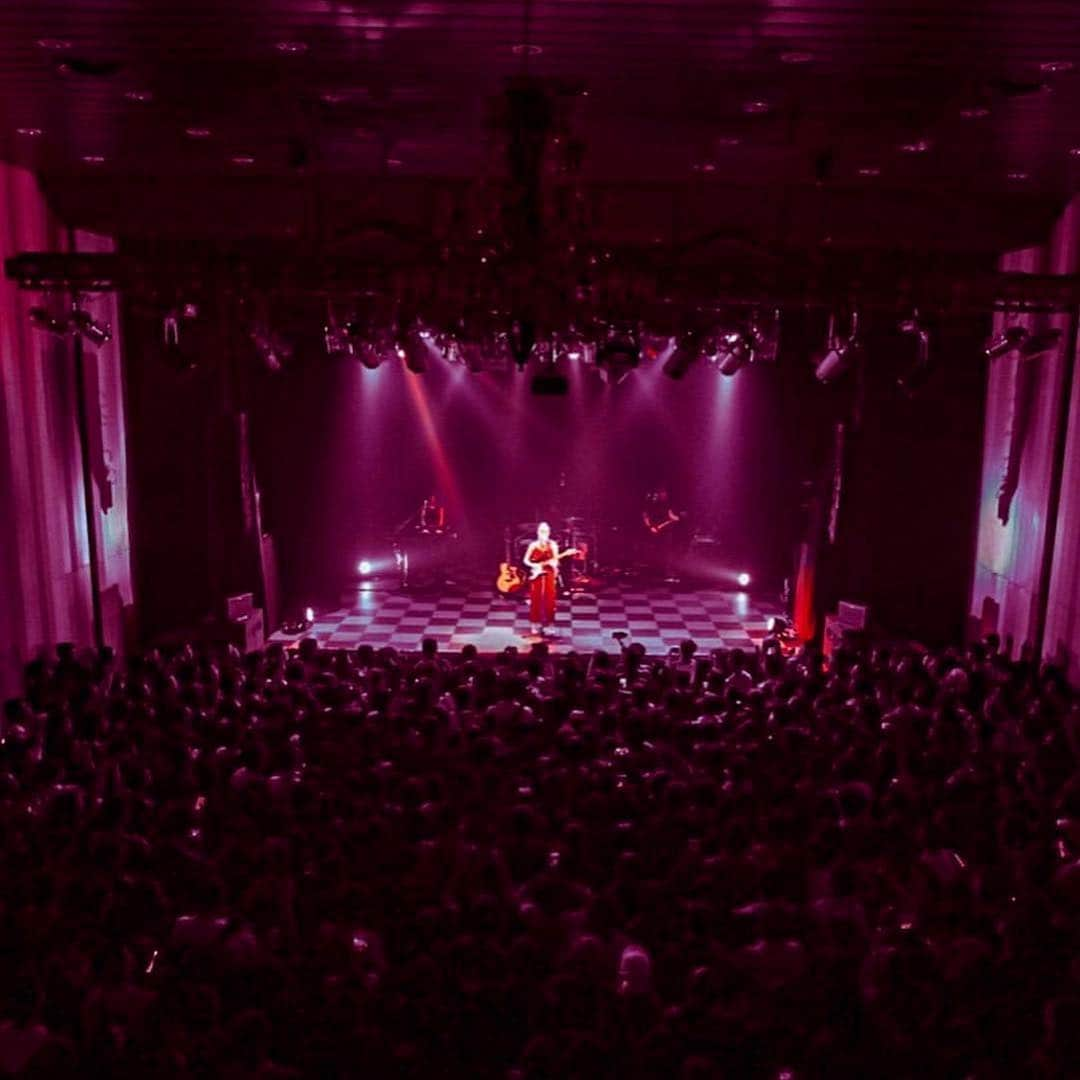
742;100;772;115
70;309;113;347
984;325;1029;358
401;325;429;374
745;307;781;364
355;341;383;370
1040;60;1074;74
324;305;355;361
716;329;751;376
595;325;640;385
1021;327;1063;356
230;154;255;166
184;126;212;138
28;306;70;337
857;166;881;177
662;333;700;380
511;43;543;56
124;89;154;103
959;106;990;119
250;324;291;372
162;312;196;372
36;38;72;50
81;155;106;165
897;311;931;395
779;51;813;64
275;41;309;54
899;138;932;154
814;310;861;383
15;127;43;137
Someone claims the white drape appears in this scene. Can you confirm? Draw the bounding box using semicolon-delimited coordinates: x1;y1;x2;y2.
0;164;132;696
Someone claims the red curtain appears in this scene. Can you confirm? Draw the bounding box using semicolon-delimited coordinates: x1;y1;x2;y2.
0;164;132;696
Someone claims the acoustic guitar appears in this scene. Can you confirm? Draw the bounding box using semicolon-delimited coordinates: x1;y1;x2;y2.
496;563;527;595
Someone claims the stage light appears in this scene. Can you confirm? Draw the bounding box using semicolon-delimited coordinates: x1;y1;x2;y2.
508;317;536;370
555;328;589;364
641;331;674;363
401;326;428;374
28;305;69;337
737;572;751;588
349;322;390;370
324;324;354;361
662;334;699;379
897;311;931;395
814;310;861;384
984;325;1028;358
162;313;196;372
438;335;463;366
250;322;291;372
596;325;640;385
746;307;781;364
358;560;372;576
716;330;750;376
1021;327;1062;357
72;311;111;347
355;340;383;370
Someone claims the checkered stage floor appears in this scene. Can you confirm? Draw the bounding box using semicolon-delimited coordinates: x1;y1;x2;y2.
277;585;779;654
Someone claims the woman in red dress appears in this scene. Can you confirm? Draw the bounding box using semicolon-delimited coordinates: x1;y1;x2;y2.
524;521;559;635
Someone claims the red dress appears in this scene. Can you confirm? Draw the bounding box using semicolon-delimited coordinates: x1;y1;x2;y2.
526;542;557;626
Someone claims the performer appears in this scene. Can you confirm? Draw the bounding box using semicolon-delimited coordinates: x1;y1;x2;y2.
642;488;682;582
642;488;680;535
419;494;446;532
524;521;560;635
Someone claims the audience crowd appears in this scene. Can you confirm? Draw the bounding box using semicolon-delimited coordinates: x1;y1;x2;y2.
1;632;1078;1077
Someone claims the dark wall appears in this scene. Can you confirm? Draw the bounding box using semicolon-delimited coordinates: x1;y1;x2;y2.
123;310;214;639
123;309;261;640
825;318;988;645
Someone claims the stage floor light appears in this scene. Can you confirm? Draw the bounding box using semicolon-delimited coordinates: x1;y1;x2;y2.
358;560;372;576
737;572;751;587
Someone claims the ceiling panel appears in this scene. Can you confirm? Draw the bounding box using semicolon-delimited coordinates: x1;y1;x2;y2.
0;0;1075;245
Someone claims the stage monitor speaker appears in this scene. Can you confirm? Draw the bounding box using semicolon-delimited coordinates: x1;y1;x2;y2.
837;600;869;631
225;608;265;653
226;592;255;621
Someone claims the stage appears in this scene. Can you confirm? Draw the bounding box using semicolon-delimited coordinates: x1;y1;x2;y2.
276;583;781;654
